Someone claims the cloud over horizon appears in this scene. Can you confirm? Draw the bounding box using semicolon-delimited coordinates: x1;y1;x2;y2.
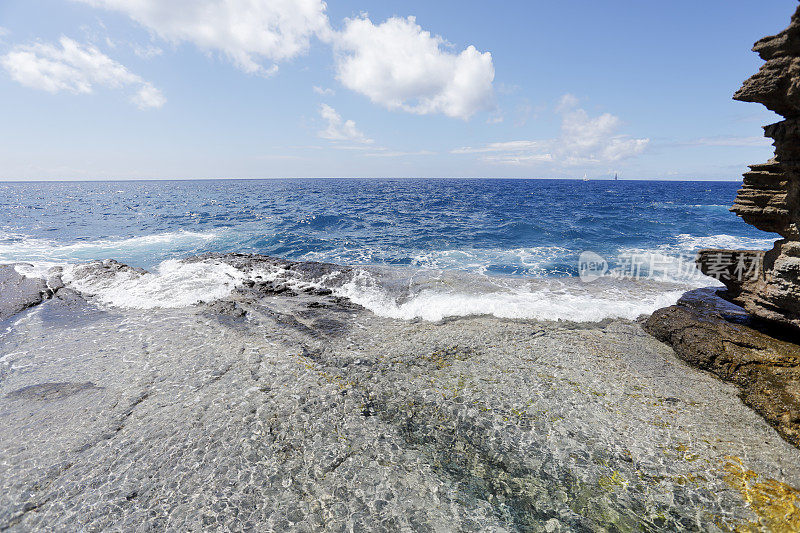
334;16;495;120
57;3;497;121
317;103;372;144
1;36;165;108
454;95;649;167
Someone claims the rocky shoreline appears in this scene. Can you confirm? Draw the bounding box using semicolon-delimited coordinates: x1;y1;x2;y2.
2;254;800;531
645;288;800;449
645;3;800;463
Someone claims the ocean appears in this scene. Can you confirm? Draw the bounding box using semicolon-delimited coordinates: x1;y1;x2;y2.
0;178;777;321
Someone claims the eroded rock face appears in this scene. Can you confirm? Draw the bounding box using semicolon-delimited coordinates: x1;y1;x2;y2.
698;5;800;331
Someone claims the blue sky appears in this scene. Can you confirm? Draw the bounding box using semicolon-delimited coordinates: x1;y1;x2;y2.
0;0;796;180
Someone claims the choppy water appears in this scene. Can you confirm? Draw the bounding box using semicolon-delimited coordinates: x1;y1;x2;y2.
0;179;778;321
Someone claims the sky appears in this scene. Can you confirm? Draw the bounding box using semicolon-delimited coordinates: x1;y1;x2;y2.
0;0;796;181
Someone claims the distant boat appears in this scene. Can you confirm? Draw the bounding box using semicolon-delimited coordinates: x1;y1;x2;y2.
614;173;619;181
583;173;589;182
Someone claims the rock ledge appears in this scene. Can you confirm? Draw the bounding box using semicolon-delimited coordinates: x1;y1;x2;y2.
645;288;800;448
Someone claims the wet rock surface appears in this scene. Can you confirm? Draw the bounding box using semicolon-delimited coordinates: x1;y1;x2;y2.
0;265;46;322
645;288;800;449
697;4;800;332
1;259;800;531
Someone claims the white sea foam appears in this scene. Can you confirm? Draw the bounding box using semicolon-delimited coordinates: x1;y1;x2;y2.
673;233;778;252
606;233;779;288
61;259;245;309
0;230;218;264
49;255;687;322
408;247;571;274
330;268;686;322
5;229;761;321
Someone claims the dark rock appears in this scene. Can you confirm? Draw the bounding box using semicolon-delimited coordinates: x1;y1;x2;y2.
6;382;101;402
188;252;350;278
697;5;800;332
0;265;47;322
310;317;347;336
205;300;247;319
645;289;800;447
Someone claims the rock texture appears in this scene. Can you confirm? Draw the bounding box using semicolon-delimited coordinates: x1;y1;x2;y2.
0;265;47;322
645;289;800;448
3;257;800;531
697;4;800;331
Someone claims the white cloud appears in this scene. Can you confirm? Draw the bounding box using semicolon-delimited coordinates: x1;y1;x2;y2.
688;136;771;147
555;93;579;112
363;149;435;158
73;0;330;75
333;15;494;119
453;96;648;166
317;104;372;144
452;140;543;154
1;36;165;109
133;44;163;59
131;83;166;108
313;85;334;96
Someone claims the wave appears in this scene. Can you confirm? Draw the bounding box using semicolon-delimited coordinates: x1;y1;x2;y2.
0;230;218;266
2;229;773;321
332;269;687;322
673;233;778;252
603;233;779;287
61;259;244;309
407;247;571;274
10;256;691;323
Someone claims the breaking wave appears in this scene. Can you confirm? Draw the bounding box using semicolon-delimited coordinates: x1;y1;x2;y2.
16;256;689;322
331;268;687;322
60;259;245;309
0;230;218;265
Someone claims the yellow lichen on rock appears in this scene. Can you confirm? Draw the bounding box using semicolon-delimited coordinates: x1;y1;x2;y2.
722;456;800;532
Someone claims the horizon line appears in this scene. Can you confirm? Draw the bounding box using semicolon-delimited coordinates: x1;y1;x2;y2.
0;176;745;183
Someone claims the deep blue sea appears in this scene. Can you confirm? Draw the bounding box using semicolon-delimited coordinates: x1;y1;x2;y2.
0;179;779;321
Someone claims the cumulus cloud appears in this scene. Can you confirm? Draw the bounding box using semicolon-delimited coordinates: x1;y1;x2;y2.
317;104;372;144
333;16;495;119
453;96;648;166
1;36;165;108
73;0;330;75
69;3;495;119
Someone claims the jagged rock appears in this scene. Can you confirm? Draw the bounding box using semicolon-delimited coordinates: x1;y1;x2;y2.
189;252;350;278
698;4;800;332
0;265;47;322
733;6;800;118
66;259;147;282
645;289;800;447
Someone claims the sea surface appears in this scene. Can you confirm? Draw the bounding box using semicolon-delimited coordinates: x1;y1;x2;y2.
0;178;778;321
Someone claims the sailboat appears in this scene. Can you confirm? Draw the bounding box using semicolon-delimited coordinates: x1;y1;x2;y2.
582;173;589;182
614;173;619;181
